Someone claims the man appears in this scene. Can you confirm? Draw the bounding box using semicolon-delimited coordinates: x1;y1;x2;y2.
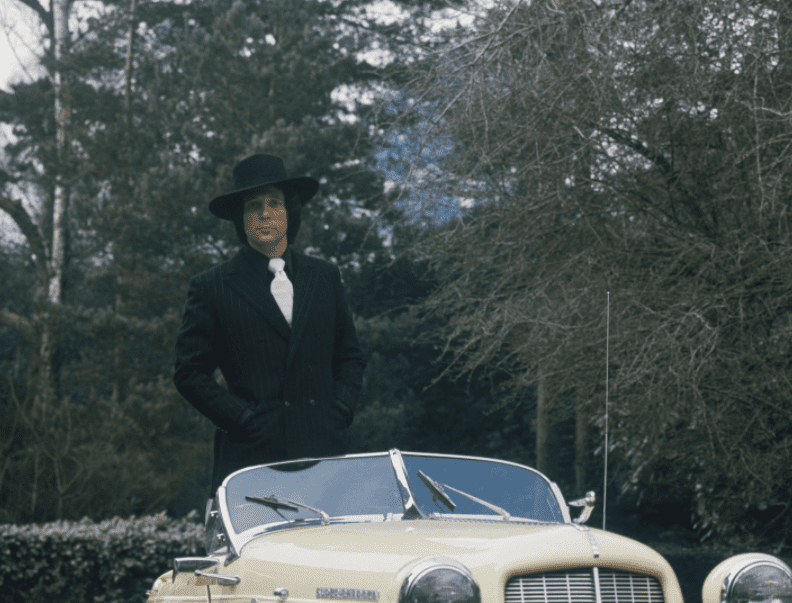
174;153;366;494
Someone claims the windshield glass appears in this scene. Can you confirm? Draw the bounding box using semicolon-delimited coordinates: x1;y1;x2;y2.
225;455;403;534
222;452;565;541
402;453;564;523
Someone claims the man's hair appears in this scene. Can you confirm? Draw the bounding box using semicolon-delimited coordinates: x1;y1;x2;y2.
232;188;303;246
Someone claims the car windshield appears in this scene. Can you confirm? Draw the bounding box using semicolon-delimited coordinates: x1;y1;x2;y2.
225;455;403;535
402;453;565;523
222;451;565;541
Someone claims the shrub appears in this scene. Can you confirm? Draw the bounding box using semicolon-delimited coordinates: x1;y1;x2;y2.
0;512;202;603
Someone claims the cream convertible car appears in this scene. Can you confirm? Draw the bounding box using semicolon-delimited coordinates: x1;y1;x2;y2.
146;450;792;603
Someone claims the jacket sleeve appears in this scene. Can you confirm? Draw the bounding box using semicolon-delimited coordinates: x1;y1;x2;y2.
331;267;367;414
173;274;253;432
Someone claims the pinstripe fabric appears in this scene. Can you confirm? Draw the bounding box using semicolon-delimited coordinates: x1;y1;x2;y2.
174;246;366;493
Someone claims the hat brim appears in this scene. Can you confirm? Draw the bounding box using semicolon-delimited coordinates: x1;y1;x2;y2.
209;176;319;220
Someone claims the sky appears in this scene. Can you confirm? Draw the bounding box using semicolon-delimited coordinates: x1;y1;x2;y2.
0;0;46;246
0;0;45;93
0;0;475;91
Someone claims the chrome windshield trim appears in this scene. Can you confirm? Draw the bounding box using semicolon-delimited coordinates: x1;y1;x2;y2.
389;449;425;519
550;481;572;523
216;485;241;564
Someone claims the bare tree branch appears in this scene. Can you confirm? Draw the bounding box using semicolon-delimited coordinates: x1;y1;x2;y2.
600;127;673;175
391;0;792;546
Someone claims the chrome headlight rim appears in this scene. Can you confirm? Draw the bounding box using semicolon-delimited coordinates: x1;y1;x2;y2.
721;553;792;603
399;557;481;603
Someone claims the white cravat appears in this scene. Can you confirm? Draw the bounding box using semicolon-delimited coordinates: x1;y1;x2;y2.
268;257;294;326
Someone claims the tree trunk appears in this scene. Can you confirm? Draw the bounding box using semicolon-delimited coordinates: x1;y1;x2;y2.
22;0;72;522
34;0;71;398
124;0;137;127
111;0;139;403
50;0;70;306
536;363;549;475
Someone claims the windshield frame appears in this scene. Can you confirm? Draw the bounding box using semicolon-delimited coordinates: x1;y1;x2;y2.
214;449;572;561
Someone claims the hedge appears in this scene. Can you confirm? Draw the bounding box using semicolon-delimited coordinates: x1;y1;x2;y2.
3;514;791;603
0;512;203;603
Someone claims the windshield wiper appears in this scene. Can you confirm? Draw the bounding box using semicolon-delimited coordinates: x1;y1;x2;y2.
417;470;511;520
245;494;331;526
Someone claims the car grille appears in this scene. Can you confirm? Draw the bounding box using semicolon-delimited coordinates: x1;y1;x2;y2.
505;568;664;603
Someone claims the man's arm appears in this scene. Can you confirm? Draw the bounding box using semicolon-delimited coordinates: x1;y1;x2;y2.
331;268;367;417
174;275;253;431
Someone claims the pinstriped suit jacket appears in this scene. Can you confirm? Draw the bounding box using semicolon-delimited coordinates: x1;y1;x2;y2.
173;245;366;492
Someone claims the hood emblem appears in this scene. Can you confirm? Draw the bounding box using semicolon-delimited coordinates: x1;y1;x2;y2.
316;588;379;601
569;523;600;558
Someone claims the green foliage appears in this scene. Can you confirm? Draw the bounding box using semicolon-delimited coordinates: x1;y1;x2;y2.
0;0;409;524
0;513;202;603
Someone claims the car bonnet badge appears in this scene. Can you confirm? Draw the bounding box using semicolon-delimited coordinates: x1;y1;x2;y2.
316;588;379;601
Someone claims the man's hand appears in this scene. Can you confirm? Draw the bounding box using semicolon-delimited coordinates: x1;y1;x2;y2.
237;405;279;441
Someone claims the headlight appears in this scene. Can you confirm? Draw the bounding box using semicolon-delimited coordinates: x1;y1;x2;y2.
727;558;792;603
705;554;792;603
399;558;481;603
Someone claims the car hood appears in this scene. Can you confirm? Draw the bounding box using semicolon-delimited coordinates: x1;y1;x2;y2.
153;520;683;603
239;520;677;600
243;519;653;570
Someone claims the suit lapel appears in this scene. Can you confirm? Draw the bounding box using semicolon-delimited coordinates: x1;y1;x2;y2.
223;249;291;341
286;251;318;368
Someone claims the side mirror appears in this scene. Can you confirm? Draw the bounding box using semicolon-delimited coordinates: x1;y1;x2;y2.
568;491;596;524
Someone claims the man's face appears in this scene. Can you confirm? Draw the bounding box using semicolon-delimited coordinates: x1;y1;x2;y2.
243;185;288;250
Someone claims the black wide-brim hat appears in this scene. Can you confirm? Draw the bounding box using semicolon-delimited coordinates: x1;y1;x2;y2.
209;154;319;220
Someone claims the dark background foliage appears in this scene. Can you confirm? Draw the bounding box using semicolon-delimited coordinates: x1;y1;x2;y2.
0;0;790;560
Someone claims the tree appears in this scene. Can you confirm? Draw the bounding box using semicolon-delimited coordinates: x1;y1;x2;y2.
0;0;399;522
393;0;792;548
0;0;82;522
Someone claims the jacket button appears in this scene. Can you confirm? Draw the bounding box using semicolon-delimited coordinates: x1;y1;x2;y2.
284;400;291;407
309;399;315;406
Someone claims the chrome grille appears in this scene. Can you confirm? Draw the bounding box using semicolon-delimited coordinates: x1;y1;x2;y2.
505;569;595;603
505;569;664;603
598;570;664;603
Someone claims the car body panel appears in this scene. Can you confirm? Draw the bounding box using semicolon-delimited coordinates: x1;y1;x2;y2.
148;450;792;603
149;518;683;603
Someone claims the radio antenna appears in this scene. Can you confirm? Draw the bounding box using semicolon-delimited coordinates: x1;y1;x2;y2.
603;292;610;531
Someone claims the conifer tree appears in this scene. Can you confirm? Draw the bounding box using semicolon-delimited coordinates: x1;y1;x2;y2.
0;0;399;521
